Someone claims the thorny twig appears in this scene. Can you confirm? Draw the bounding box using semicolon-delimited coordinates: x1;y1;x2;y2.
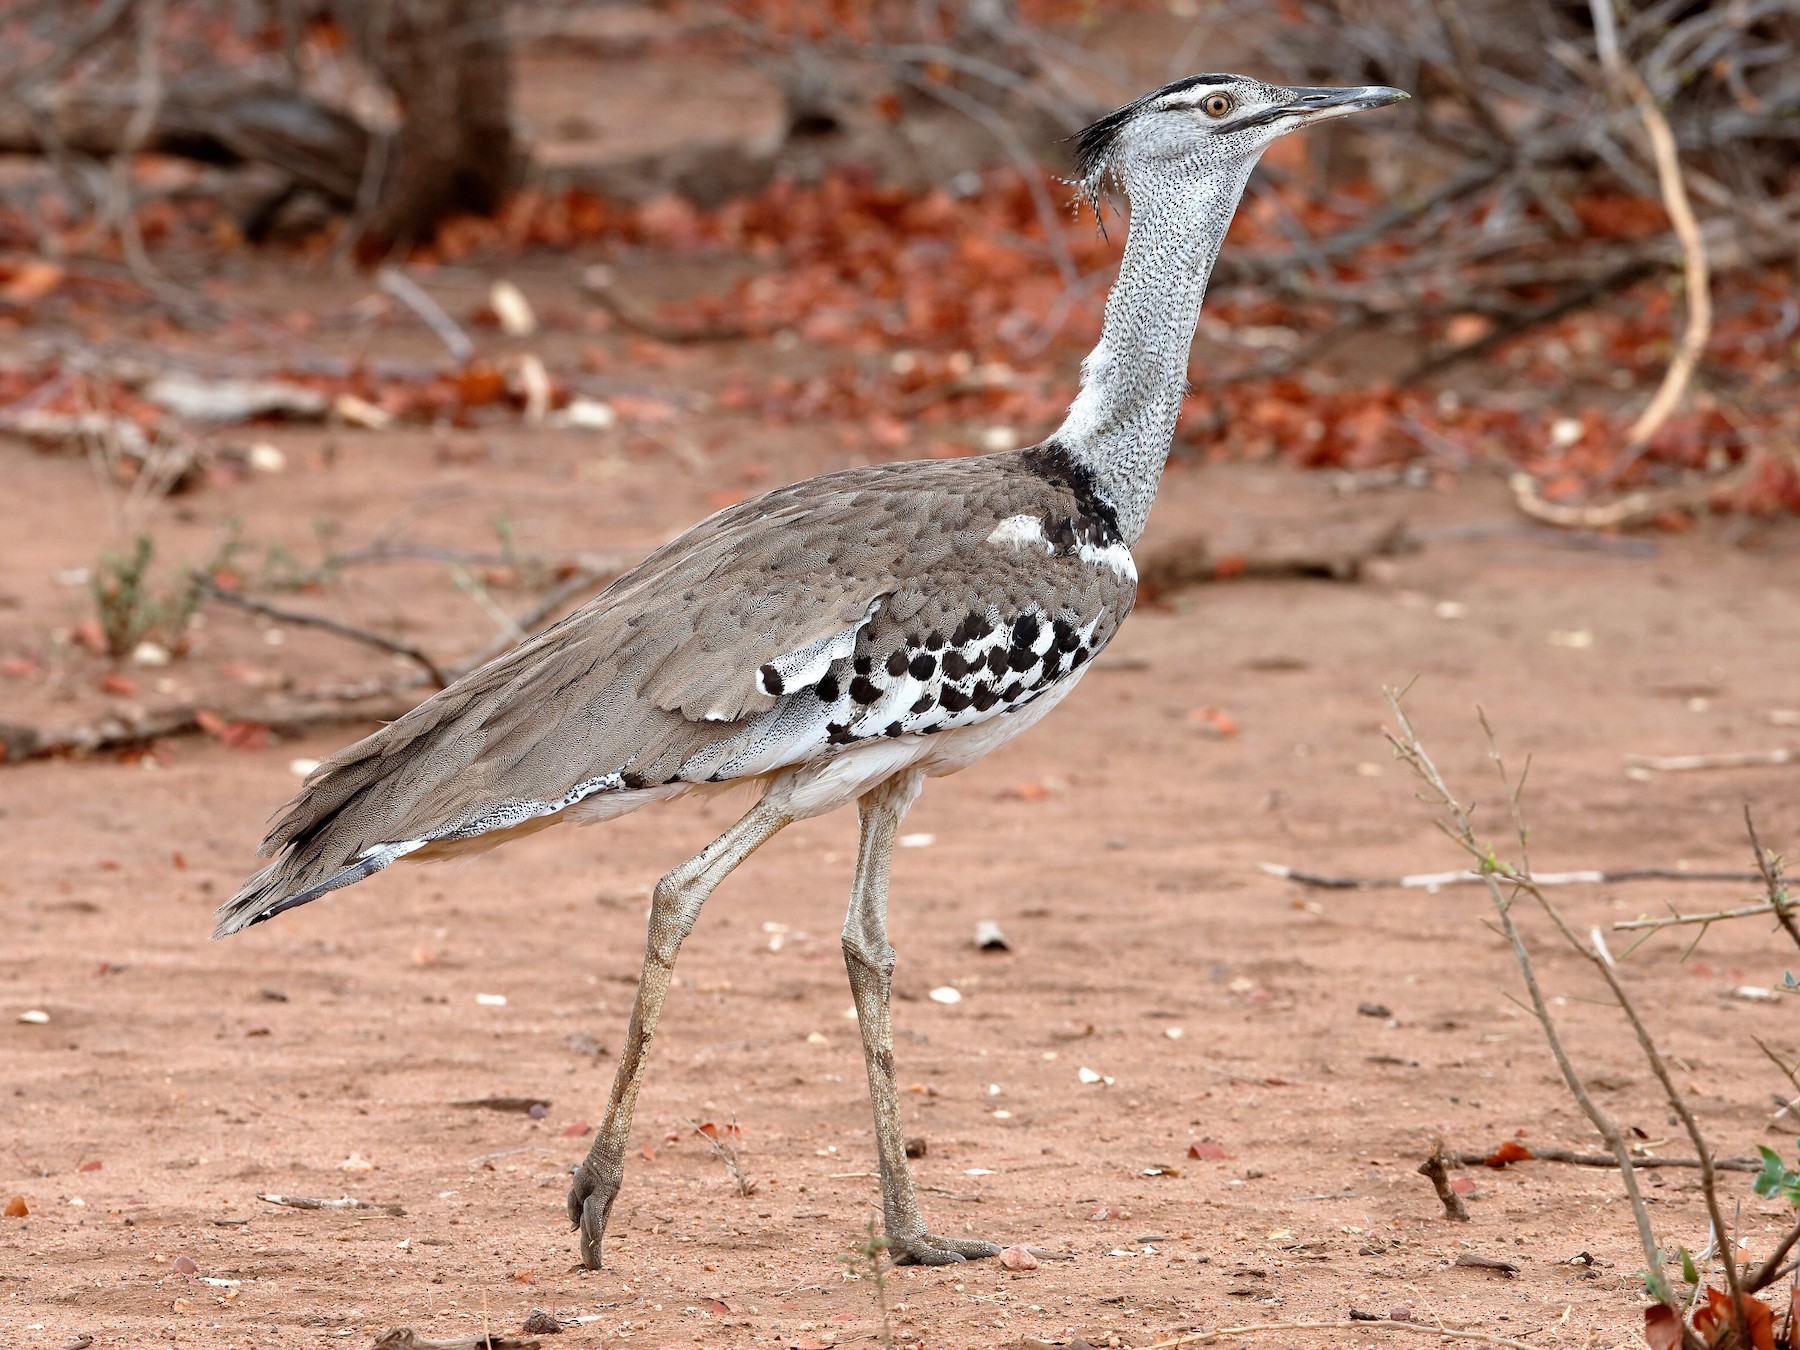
1382;690;1696;1341
688;1119;756;1198
1743;807;1800;954
1754;1036;1800;1130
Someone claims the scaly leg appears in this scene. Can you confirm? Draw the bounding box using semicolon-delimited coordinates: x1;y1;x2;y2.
843;769;1002;1266
568;797;791;1269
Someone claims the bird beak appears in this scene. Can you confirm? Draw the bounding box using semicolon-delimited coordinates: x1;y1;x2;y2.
1275;84;1410;126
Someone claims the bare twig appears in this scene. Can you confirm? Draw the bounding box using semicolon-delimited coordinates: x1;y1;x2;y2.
1263;861;1756;891
1614;900;1800;936
1447;1146;1760;1173
197;577;448;688
1624;749;1796;773
689;1119;756;1197
107;0;167;291
1384;693;1690;1334
377;267;475;364
1753;1036;1800;1130
0;561;623;765
1589;0;1712;473
1139;1320;1539;1349
1742;807;1800;954
257;1192;405;1215
580;266;752;344
1509;454;1760;531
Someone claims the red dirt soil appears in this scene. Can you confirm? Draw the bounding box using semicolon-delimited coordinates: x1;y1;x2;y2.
6;400;1800;1347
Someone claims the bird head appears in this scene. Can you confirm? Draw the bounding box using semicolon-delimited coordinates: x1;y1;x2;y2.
1074;73;1408;205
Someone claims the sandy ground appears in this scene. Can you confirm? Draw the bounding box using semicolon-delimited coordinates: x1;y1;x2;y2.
6;391;1800;1350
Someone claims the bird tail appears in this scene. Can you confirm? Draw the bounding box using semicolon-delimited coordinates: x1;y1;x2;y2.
211;841;418;940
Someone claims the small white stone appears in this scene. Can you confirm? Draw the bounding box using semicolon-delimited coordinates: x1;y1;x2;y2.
897;833;935;849
247;442;286;473
1548;629;1593;649
131;640;171;667
1164;1027;1185;1040
490;279;537;336
557;398;617;431
1550;417;1584;448
979;426;1018;453
928;986;961;1005
288;758;321;777
1078;1066;1103;1085
17;1009;49;1024
475;993;507;1006
1433;600;1465;620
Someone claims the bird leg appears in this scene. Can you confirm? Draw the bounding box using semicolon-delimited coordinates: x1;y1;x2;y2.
843;769;1002;1266
568;797;791;1269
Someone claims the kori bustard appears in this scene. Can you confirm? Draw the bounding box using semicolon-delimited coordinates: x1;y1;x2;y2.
217;73;1406;1269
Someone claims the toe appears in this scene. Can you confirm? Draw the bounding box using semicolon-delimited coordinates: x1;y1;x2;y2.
578;1195;607;1270
891;1237;967;1266
935;1236;1001;1260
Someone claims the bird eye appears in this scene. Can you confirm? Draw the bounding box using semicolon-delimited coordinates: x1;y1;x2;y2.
1201;92;1235;118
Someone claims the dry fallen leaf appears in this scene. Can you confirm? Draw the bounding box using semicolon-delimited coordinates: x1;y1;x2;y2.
1484;1140;1533;1167
1643;1304;1683;1350
1187;1141;1228;1160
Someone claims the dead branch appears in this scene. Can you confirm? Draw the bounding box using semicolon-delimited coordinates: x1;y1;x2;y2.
1624;749;1796;773
106;0;166;291
377;267;475;365
1140;1320;1538;1349
197;577;448;688
1262;861;1756;891
257;1192;405;1216
579;266;753;345
1418;1140;1469;1221
0;561;622;766
1508;454;1761;531
372;1331;538;1350
1136;518;1414;594
1590;0;1713;472
1447;1147;1760;1173
0;696;414;765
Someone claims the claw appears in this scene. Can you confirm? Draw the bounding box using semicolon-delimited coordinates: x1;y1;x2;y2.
567;1162;618;1270
889;1232;1002;1266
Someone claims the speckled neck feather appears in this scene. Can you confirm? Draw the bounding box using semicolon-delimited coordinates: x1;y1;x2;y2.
1054;150;1261;546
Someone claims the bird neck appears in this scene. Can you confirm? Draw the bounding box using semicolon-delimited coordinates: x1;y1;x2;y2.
1052;161;1256;546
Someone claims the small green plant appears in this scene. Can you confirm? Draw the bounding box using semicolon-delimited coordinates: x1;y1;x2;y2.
259;518;342;591
91;535;205;659
840;1218;894;1350
1753;1142;1800;1206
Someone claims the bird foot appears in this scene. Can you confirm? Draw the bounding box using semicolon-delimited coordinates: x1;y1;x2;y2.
888;1232;1003;1266
567;1161;620;1270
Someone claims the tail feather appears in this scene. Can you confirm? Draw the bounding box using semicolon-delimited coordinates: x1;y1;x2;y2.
211;841;419;939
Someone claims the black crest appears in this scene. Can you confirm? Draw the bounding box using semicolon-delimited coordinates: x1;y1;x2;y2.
1072;72;1238;191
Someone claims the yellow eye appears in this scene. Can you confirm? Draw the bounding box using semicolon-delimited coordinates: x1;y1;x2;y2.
1201;93;1235;118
